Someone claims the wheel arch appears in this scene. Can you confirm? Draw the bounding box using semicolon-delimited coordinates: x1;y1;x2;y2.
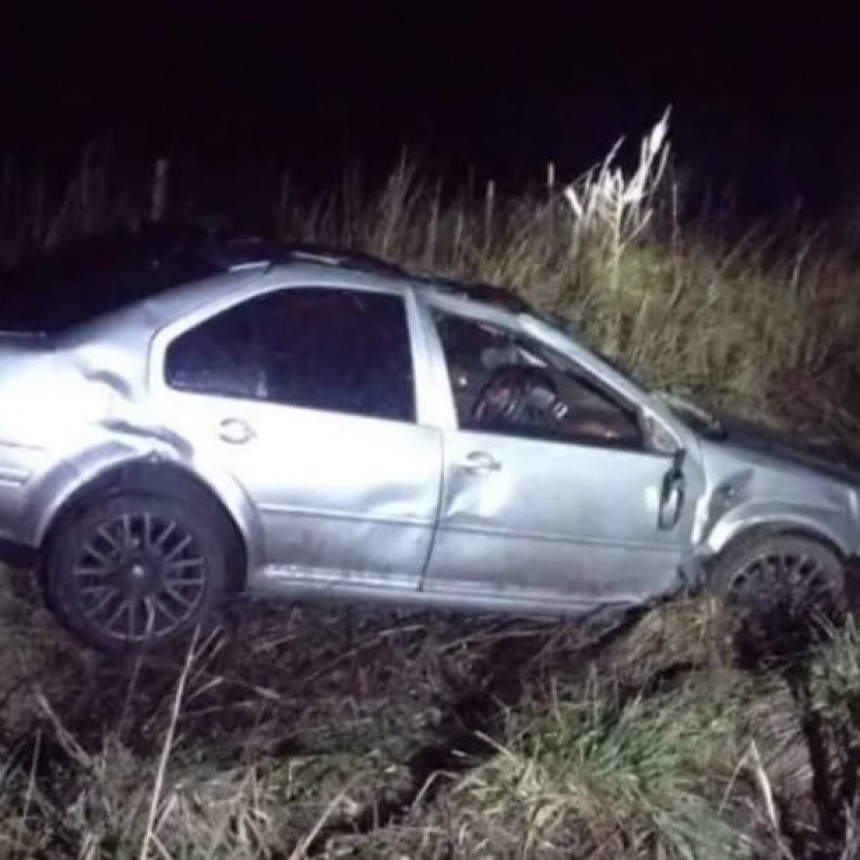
701;520;856;588
34;453;263;594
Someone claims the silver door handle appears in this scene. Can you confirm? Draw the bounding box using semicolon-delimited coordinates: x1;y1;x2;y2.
219;417;256;444
460;451;501;474
658;471;685;529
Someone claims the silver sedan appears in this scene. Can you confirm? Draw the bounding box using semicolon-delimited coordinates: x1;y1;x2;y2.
0;236;855;651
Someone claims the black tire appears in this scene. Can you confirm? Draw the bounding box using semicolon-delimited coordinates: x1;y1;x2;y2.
707;531;847;623
43;492;231;653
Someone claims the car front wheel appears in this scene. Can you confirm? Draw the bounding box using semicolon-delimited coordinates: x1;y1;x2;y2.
708;531;848;626
43;493;230;652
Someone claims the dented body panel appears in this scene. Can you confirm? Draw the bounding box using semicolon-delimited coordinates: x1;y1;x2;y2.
695;434;860;558
424;430;694;604
0;252;859;620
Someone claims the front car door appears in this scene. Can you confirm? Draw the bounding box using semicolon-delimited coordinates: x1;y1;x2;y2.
150;280;443;594
417;296;696;612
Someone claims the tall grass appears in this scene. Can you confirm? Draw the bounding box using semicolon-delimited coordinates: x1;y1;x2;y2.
5;113;860;447
448;669;753;858
267;111;860;447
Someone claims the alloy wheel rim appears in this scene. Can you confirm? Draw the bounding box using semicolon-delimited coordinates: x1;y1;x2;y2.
727;548;842;618
71;511;207;642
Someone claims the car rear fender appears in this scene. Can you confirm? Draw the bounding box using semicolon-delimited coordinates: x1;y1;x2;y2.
24;439;265;581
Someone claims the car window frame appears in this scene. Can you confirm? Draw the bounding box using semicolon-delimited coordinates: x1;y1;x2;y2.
415;292;652;452
148;279;438;426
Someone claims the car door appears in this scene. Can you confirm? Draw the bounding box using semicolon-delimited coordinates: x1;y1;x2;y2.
152;283;443;591
419;304;693;609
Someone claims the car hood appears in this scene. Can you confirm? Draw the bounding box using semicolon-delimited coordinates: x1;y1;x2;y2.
709;414;860;486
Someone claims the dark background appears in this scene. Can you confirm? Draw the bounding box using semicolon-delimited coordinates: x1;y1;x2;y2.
2;1;860;221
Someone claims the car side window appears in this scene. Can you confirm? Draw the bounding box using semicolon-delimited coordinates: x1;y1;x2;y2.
430;309;643;447
164;299;264;400
255;287;415;421
165;287;416;422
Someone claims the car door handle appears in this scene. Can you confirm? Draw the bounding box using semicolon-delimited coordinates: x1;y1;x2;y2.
219;417;256;445
459;451;501;474
658;470;685;529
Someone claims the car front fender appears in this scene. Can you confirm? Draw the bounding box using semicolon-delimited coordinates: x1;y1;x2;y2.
698;494;857;560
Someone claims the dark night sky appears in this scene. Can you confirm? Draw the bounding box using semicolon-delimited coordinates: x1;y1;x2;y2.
3;1;860;215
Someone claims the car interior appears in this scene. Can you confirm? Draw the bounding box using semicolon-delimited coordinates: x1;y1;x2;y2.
432;311;643;447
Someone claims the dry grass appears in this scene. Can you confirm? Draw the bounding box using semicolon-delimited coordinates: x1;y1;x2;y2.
3;571;860;857
5;114;860;449
3;114;860;856
263;111;860;447
0;574;586;858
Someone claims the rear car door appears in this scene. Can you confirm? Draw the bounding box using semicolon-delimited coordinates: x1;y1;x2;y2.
151;283;443;591
419;304;692;609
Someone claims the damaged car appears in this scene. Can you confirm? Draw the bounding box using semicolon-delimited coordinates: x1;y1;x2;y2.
0;225;857;651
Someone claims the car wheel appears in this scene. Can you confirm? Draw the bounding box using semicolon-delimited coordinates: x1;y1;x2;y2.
708;531;847;624
43;492;230;653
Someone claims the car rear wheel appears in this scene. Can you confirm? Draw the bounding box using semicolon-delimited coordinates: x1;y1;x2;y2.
708;532;847;625
43;493;230;652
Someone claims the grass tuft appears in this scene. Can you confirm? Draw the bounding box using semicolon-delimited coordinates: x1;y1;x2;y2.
460;674;749;858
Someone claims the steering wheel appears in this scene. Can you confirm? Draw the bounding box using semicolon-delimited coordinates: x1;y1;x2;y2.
471;365;560;427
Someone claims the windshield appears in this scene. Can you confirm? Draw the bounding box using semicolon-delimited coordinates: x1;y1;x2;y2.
532;311;727;438
533;311;648;387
